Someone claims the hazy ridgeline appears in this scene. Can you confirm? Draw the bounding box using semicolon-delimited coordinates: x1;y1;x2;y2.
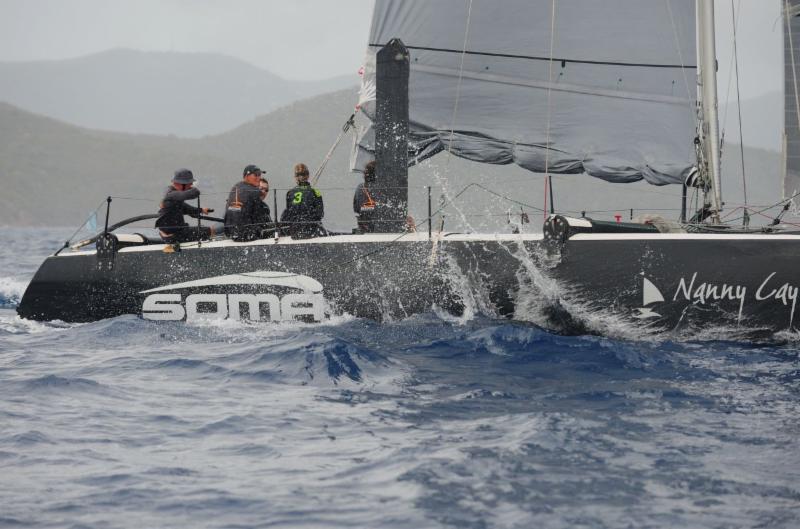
0;50;782;231
0;49;358;138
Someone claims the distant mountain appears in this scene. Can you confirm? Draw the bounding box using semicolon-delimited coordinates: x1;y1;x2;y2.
0;89;784;229
0;49;358;137
0;89;363;227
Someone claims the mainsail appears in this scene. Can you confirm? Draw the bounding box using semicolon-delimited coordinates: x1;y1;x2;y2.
354;0;698;185
785;0;800;199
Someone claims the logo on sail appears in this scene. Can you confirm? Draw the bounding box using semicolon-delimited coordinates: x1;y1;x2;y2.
140;271;325;322
634;276;665;319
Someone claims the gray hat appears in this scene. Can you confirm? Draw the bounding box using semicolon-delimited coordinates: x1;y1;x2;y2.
173;168;195;184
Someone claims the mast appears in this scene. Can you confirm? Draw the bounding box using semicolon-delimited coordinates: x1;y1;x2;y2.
698;0;723;219
374;38;410;233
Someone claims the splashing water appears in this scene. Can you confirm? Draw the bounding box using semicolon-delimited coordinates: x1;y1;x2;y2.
1;228;799;528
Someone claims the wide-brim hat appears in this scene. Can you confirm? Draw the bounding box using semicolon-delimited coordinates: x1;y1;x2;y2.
173;168;195;184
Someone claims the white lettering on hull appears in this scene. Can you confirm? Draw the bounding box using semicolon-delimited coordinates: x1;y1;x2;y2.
142;292;325;322
673;272;746;322
140;271;325;323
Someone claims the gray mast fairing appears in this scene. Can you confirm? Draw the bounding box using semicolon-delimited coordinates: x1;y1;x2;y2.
373;39;410;232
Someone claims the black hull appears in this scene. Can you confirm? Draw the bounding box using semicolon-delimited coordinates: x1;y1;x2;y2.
17;235;527;324
17;233;800;336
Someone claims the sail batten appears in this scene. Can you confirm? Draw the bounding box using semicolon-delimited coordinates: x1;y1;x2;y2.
355;0;698;186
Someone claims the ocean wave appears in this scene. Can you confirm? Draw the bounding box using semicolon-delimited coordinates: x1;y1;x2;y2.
19;374;102;392
0;276;28;309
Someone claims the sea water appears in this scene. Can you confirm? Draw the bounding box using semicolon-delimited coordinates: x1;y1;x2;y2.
0;228;798;528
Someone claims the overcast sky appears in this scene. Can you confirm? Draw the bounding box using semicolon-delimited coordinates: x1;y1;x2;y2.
0;0;784;99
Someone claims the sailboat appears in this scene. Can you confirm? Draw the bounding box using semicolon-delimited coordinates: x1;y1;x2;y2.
16;0;800;337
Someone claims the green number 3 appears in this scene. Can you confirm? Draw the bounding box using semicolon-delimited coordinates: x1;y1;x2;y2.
292;192;303;205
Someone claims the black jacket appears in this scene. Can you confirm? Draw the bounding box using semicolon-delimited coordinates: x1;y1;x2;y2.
280;182;324;237
224;181;270;240
353;182;378;232
155;186;201;233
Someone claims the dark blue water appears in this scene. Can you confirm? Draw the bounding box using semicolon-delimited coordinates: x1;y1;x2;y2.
1;228;799;528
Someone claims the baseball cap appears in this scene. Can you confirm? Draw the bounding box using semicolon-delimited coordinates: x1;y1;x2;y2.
243;164;263;177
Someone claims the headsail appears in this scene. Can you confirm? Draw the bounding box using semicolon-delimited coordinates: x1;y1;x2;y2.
785;0;800;200
354;0;698;186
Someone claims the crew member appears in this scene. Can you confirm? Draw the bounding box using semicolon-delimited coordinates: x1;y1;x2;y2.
353;160;378;233
280;163;325;238
155;168;213;243
224;164;269;241
257;176;274;236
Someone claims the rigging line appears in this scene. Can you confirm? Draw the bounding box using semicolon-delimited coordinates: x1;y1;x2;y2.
731;0;748;206
436;0;476;235
721;0;741;134
664;0;695;112
312;113;356;186
445;0;474;167
367;44;697;70
543;0;557;220
64;199;107;246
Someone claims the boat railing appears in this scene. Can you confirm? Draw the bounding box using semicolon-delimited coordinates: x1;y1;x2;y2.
55;181;800;255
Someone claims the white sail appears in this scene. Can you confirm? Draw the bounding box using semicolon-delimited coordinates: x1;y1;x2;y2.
354;0;698;186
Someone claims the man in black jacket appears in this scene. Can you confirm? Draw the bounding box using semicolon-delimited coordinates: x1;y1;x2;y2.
155;169;213;243
280;163;325;238
257;177;273;229
224;164;271;241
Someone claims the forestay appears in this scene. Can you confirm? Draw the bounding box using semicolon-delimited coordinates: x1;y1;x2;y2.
353;0;698;185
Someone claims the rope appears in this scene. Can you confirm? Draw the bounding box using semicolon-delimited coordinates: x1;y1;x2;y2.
445;0;474;166
542;0;557;220
433;0;477;236
60;199;107;250
721;0;741;134
730;0;748;207
311;113;356;186
664;0;696;116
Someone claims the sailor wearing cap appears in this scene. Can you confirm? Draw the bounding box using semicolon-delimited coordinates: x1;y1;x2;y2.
155;168;214;243
224;164;272;241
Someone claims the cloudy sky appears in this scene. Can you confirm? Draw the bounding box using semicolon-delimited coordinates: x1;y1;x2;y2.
0;0;784;98
0;0;374;80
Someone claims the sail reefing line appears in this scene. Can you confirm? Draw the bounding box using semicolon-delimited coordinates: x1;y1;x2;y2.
366;44;697;70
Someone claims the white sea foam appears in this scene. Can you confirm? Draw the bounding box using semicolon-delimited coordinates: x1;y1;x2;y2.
0;309;78;335
0;276;28;307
